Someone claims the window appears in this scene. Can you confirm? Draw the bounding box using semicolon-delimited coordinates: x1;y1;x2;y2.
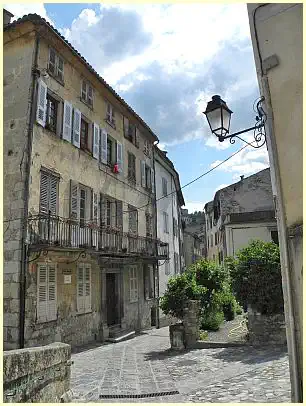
128;152;136;183
124;117;135;141
141;161;154;191
173;218;178;237
77;264;91;313
128;205;138;235
79;187;87;227
45;94;58;133
129;266;138;302
100;195;123;229
81;79;93;107
48;48;64;82
144;140;151;157
37;264;57;322
144;264;154;300
146;213;153;238
70;181;91;223
162;177;168;197
80;118;90;151
107;137;113;165
40;170;59;215
271;230;279;245
215;232;218;245
165;260;170;275
106;102;115;127
163;212;169;233
174;253;179;274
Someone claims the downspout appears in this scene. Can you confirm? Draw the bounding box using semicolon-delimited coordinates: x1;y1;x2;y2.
152;140;160;329
19;32;40;348
252;4;301;402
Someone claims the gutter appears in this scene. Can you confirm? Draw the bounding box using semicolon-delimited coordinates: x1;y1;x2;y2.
19;32;40;348
252;4;301;402
152;141;160;329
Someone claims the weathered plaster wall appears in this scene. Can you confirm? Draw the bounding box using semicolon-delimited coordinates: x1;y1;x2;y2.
3;24;36;349
25;253;102;348
3;342;71;403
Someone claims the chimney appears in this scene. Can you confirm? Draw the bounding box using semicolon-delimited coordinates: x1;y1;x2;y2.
240;175;244;181
3;9;14;26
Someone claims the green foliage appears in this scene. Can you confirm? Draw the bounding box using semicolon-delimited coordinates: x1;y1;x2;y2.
199;330;208;340
201;309;224;331
229;239;283;315
159;272;207;319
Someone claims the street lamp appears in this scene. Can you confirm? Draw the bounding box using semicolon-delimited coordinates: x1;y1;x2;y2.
203;95;267;148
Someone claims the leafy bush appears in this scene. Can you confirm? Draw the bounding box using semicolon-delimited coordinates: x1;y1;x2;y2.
159;272;207;319
201;310;224;331
230;240;283;315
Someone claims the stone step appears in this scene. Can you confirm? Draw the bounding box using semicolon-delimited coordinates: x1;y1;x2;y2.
106;330;136;343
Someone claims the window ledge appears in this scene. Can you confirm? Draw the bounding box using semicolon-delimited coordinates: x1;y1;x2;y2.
105;119;116;130
47;70;65;87
80;97;93;110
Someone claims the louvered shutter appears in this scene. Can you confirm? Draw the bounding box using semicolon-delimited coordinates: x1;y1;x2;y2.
84;266;91;312
57;57;64;82
77;265;84;313
49;176;58;215
92;191;98;224
36;79;47;127
141;161;146;187
48;48;56;75
72;108;81;147
100;194;106;227
70;180;79;220
62;101;72;142
37;265;48;322
151;168;155;193
92;123;100;159
40;172;49;215
116;142;123;173
116;201;123;230
48;264;57;320
101;129;108;164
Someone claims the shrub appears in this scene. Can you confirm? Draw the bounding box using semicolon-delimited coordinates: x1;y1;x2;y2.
201;310;224;331
230;239;283;315
159;272;207;320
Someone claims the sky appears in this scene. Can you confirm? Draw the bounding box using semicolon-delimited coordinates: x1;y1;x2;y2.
5;2;270;213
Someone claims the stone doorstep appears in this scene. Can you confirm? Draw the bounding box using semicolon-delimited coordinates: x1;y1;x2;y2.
106;331;136;343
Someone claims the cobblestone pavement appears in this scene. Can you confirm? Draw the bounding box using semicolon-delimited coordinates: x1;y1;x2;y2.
71;327;291;403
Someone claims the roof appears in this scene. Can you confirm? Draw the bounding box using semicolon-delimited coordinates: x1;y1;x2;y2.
224;210;276;225
204;201;214;213
4;13;158;142
4;9;14;18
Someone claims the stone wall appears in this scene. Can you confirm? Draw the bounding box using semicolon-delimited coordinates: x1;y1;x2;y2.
183;300;200;348
3;342;71;403
247;309;287;346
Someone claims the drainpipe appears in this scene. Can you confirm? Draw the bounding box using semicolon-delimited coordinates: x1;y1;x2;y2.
19;33;40;348
152;140;160;329
252;4;301;401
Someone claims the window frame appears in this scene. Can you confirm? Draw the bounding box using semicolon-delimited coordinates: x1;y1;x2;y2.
48;47;64;84
80;117;91;152
36;263;57;323
163;211;169;234
39;169;59;216
80;79;94;107
128;151;136;184
128;204;138;235
106;102;116;128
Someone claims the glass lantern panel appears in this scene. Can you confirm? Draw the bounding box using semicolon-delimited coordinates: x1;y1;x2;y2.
206;108;222;135
222;108;231;135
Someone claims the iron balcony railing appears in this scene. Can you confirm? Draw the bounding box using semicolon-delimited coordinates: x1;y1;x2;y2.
27;214;169;259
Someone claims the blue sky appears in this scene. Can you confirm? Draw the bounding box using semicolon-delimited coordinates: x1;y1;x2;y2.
6;3;269;213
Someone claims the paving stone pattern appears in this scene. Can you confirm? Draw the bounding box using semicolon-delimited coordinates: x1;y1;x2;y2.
70;327;291;403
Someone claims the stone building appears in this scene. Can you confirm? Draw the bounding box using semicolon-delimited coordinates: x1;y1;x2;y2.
154;147;185;326
204;168;277;263
4;12;170;349
248;4;303;401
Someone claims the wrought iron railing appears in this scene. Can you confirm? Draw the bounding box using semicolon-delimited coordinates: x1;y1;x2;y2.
27;214;169;259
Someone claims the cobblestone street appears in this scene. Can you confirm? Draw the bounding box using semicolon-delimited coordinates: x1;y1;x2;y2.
71;327;291;403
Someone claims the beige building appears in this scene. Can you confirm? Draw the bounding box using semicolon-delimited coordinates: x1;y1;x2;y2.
247;3;303;401
4;12;169;350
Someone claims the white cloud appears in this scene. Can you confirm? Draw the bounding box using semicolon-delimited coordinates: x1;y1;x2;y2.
183;202;205;214
4;3;55;26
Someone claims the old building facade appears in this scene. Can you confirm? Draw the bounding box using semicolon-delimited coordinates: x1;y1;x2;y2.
4;13;169;349
154;148;185;326
204;168;277;264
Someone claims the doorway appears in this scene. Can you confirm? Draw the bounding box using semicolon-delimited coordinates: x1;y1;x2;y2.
106;273;120;326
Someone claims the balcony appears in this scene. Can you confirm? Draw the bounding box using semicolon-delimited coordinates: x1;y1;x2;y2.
27;214;169;260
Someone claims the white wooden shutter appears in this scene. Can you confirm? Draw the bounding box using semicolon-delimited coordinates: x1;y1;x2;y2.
93;123;100;159
77;265;84;313
70;180;79;220
49;176;58;215
48;264;57;320
84;266;91;312
40;172;49;214
37;265;48;322
116;142;123;173
36;79;47;127
141;161;146;187
151;168;155;193
62;101;72;142
101;129;108;164
72;108;81;148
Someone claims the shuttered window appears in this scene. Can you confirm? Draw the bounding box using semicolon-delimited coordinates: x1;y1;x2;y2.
129;266;138;303
77;264;92;313
37;264;57;322
39;171;59;215
128;205;138;235
163;212;169;233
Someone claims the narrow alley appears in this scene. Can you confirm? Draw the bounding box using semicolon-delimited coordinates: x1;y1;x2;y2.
71;327;290;403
